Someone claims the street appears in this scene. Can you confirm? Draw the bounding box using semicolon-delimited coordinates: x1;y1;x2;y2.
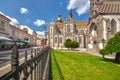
0;47;41;77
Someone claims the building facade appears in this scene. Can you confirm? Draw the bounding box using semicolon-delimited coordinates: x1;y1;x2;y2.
9;25;33;44
88;0;120;50
0;14;10;37
46;12;88;49
36;36;41;46
32;31;37;46
0;13;37;49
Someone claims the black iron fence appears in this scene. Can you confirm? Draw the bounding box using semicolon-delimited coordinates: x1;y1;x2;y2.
0;42;50;80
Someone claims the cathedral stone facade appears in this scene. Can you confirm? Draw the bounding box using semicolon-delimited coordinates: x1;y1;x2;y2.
46;12;88;49
88;0;120;50
46;0;120;50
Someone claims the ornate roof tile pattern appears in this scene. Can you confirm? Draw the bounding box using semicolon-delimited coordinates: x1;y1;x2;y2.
96;1;120;14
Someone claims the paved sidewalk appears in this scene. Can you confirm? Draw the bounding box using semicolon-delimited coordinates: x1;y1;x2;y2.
79;48;115;59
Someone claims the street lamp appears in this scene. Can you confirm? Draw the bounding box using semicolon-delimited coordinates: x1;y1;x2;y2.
102;38;105;48
101;38;105;58
81;30;86;48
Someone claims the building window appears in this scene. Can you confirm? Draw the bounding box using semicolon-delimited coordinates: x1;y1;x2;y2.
79;37;81;43
59;37;62;43
50;28;53;34
86;30;88;35
75;37;77;42
12;31;15;36
80;30;83;34
67;25;70;32
0;21;5;30
111;19;116;35
54;37;57;43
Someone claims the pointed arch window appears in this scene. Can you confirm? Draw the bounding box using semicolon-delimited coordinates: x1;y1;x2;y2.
79;37;81;43
111;19;116;35
54;37;57;43
94;25;98;37
67;25;70;32
59;37;62;43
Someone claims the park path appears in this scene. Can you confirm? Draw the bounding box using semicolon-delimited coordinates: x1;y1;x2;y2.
84;49;115;59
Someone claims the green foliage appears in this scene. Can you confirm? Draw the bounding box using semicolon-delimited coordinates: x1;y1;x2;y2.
102;31;120;55
64;40;79;49
99;49;110;55
71;41;79;49
64;41;71;48
66;39;71;42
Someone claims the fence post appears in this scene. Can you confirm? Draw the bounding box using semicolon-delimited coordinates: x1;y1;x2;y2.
23;50;28;80
11;42;19;80
30;49;33;80
25;50;27;63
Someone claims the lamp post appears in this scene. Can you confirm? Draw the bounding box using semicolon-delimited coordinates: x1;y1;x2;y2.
82;30;86;48
102;38;105;48
101;38;105;58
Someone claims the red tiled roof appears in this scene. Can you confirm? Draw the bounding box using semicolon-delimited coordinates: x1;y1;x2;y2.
57;22;64;28
76;22;88;27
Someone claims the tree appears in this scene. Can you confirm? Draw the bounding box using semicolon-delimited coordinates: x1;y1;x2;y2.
99;49;110;59
71;41;79;50
64;40;71;49
102;32;120;63
64;40;79;50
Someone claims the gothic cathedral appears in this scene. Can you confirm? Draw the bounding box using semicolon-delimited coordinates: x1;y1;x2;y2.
46;0;120;50
88;0;120;50
46;12;88;49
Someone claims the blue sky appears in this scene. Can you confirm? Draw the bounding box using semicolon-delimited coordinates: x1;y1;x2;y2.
0;0;90;38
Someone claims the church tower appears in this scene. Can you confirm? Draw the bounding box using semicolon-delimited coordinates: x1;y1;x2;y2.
57;14;62;22
89;0;103;20
90;0;103;10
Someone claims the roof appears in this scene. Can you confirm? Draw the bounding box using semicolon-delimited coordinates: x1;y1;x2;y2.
57;22;64;28
0;13;10;22
56;22;88;28
76;22;88;27
96;1;120;14
37;37;41;40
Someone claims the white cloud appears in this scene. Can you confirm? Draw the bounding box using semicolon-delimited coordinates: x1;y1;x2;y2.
33;19;45;27
0;11;19;26
36;31;45;38
67;0;90;16
20;7;28;14
20;25;33;35
9;17;19;26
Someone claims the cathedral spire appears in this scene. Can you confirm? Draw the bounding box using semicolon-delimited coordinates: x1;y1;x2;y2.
51;18;54;22
69;9;73;18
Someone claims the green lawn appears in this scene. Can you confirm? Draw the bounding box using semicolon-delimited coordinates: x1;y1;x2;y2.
49;50;120;80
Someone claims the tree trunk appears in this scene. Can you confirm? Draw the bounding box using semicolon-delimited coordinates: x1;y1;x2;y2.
102;54;105;59
115;52;120;63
